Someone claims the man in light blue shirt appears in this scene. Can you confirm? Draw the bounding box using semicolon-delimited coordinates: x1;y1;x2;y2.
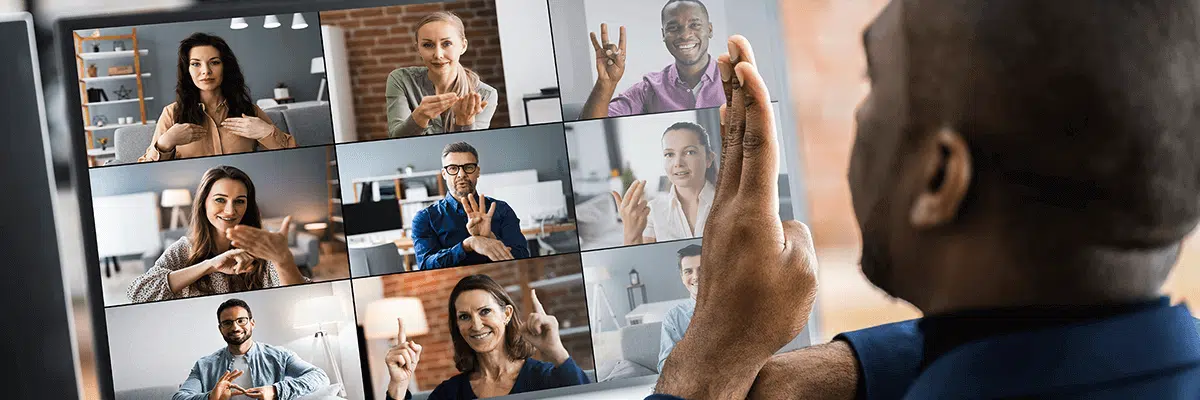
174;298;329;400
657;244;701;373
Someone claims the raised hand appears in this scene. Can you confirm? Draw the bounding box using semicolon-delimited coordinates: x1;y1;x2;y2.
463;236;514;261
589;23;627;86
654;35;818;399
452;92;487;127
227;215;295;266
158;123;206;151
221;114;275;140
208;248;256;276
209;369;245;400
611;180;650;245
463;192;497;238
386;318;424;400
521;289;570;365
413;93;460;128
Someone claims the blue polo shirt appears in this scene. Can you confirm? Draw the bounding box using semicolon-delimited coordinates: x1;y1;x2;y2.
410;194;530;270
648;298;1200;399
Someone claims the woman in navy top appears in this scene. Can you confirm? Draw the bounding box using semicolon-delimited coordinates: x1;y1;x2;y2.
385;274;589;399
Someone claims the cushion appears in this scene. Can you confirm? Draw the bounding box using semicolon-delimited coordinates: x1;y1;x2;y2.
281;104;334;146
112;124;156;165
599;359;657;382
296;383;345;400
621;321;663;372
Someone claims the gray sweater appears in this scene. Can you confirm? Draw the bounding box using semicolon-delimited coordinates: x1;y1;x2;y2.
386;66;498;137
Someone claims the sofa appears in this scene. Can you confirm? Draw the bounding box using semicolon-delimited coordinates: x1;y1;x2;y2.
141;218;320;277
107;103;334;165
595;321;663;382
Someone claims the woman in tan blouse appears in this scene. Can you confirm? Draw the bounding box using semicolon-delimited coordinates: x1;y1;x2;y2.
139;32;295;162
127;166;309;302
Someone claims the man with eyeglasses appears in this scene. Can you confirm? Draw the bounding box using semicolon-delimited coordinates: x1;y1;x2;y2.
174;298;329;400
410;141;531;270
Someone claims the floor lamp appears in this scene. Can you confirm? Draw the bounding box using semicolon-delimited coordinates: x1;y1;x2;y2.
161;189;191;230
584;266;623;331
366;297;429;396
295;296;348;397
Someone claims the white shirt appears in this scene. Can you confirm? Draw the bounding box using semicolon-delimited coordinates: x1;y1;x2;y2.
644;181;716;241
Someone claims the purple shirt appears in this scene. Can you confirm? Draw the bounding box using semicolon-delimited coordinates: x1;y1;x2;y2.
608;57;726;116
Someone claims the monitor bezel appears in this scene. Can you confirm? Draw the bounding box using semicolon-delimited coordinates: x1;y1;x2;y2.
53;0;813;398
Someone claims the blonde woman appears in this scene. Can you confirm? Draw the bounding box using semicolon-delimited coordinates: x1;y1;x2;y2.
387;11;498;137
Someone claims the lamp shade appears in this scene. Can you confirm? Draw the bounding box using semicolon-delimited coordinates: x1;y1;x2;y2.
293;295;347;329
230;17;248;30
304;222;328;232
160;189;192;208
311;57;325;74
364;297;429;340
264;15;281;29
291;13;309;29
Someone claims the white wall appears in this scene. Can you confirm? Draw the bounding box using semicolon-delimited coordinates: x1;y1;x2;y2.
581;238;699;333
496;0;563;126
106;281;365;399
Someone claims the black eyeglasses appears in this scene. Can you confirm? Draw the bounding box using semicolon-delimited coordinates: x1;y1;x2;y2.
219;317;250;329
443;163;478;176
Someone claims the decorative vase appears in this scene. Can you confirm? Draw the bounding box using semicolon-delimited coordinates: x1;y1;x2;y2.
87;64;98;78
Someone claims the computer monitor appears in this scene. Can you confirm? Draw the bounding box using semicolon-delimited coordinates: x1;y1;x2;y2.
2;11;84;399
343;201;403;236
53;1;810;399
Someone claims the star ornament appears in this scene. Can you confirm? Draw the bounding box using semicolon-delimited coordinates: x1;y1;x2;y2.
115;85;134;100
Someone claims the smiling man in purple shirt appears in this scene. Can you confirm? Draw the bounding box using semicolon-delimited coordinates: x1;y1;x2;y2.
580;0;726;120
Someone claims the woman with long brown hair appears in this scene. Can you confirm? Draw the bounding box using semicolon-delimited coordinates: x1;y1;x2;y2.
127;166;308;302
138;32;296;162
386;11;499;137
383;274;588;400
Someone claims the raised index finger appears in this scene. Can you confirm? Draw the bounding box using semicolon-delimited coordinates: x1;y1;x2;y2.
530;289;546;314
396;318;407;344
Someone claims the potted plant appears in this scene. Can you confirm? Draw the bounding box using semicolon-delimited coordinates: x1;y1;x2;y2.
274;82;290;100
98;137;110;150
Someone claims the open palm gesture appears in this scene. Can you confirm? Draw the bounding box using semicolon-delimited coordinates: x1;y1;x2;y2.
463;193;496;238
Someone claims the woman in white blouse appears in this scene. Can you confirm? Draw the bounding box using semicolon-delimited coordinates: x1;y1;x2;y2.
612;122;717;245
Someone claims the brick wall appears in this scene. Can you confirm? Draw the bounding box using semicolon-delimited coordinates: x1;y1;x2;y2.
380;254;594;391
319;0;510;141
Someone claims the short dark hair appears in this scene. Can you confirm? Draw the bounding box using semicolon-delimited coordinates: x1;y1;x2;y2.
442;141;479;162
662;0;709;20
217;298;252;320
905;0;1200;248
677;244;702;271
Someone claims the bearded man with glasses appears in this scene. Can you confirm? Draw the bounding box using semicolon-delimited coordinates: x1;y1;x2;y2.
411;141;531;270
174;298;329;400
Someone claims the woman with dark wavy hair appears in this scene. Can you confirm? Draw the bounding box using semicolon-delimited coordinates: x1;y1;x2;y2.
127;166;308;302
383;274;589;399
139;33;296;162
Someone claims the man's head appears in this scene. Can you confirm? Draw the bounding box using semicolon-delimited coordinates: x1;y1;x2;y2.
677;244;702;299
442;141;481;199
661;0;713;67
217;298;254;346
850;0;1200;313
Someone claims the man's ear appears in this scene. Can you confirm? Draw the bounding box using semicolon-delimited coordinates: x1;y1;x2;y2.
707;23;713;38
910;128;972;229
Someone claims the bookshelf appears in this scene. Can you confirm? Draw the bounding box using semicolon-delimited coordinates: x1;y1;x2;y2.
74;29;152;166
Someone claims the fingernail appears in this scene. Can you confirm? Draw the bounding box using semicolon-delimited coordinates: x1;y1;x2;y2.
607;59;614;65
735;66;746;86
719;61;732;83
606;49;613;56
729;42;741;64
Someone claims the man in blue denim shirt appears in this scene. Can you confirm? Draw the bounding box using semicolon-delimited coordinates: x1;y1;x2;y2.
411;141;530;270
173;299;329;400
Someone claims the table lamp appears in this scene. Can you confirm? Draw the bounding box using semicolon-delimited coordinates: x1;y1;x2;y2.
294;296;348;397
312;57;327;102
161;189;192;230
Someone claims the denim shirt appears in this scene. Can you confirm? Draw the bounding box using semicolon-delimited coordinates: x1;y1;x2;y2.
173;342;329;400
411;194;530;270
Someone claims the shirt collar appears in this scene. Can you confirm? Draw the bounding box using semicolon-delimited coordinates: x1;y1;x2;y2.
200;99;228;113
666;56;719;88
668;180;716;208
223;342;258;360
905;298;1200;398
